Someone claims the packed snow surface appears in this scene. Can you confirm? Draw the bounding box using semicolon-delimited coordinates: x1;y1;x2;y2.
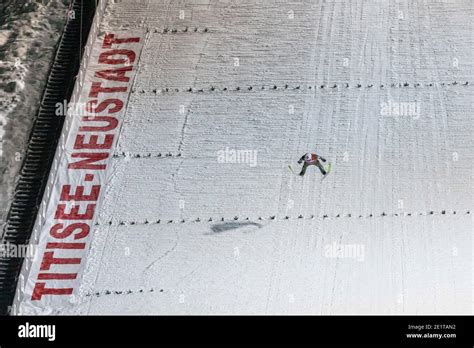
24;0;474;314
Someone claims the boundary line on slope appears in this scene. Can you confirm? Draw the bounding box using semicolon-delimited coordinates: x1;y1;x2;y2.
131;81;471;95
95;209;471;227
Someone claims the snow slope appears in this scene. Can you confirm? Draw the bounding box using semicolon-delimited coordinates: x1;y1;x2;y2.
18;0;474;314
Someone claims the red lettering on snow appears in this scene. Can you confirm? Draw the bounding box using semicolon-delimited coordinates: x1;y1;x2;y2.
89;81;127;98
102;33;140;48
98;49;136;65
50;223;90;240
68;152;109;170
40;251;81;271
54;204;96;220
80;116;119;131
60;184;101;201
95;66;133;82
31;282;73;300
38;273;78;280
74;134;114;150
46;242;86;249
86;99;123;114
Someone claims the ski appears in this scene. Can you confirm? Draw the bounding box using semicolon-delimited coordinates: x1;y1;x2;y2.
320;162;332;182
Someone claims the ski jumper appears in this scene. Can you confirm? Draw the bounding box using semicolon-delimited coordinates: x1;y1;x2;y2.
298;153;326;176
